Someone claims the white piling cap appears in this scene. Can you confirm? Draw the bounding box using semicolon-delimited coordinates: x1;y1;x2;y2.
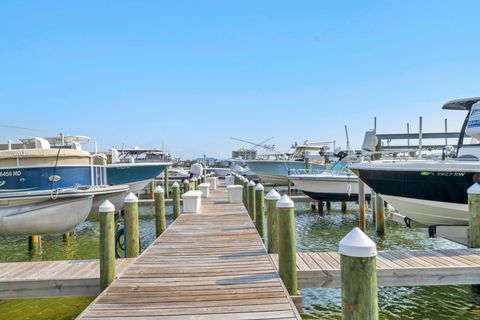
276;194;294;208
124;192;138;203
99;200;115;212
468;183;480;194
172;182;180;188
255;183;264;191
154;186;164;193
265;189;281;200
183;179;189;183
247;180;255;187
339;227;377;258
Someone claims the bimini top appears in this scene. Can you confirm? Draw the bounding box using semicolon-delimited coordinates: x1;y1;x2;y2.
442;97;480;110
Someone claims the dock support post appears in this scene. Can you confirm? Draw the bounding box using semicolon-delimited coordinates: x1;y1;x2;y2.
341;201;347;213
340;227;378;320
163;168;170;198
255;183;265;240
99;200;116;291
183;179;190;194
242;179;248;208
371;191;377;223
468;183;480;294
28;235;41;253
277;195;298;296
318;201;324;214
172;182;181;220
266;189;281;253
63;231;74;243
375;194;386;236
326;201;331;211
154;186;166;237
150;180;155;200
124;193;140;258
247;180;256;222
287;178;292;196
358;181;366;231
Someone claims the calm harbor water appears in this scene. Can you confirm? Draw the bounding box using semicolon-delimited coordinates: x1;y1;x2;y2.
1;201;479;319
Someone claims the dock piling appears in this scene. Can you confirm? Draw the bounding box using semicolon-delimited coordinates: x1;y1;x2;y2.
255;183;265;240
172;182;181;220
375;194;386;236
28;235;41;254
99;200;116;291
163;169;170;198
277;195;298;296
124;192;140;258
340;227;378;320
371;191;377;223
468;183;480;294
183;179;190;193
150;180;155;200
266;189;281;253
154;186;166;237
247;180;256;222
326;201;331;211
358;181;366;231
341;201;347;213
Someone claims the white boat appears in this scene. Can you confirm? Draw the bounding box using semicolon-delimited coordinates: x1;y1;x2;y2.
350;97;480;227
244;142;328;185
290;157;371;202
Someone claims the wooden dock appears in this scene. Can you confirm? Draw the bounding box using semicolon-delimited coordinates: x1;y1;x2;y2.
0;259;134;299
76;182;302;319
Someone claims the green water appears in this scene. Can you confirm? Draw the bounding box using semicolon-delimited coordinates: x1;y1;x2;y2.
1;202;480;319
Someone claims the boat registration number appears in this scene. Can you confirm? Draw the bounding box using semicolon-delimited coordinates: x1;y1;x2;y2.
0;170;22;177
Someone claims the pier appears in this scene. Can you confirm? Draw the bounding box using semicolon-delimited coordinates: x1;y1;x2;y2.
76;181;301;319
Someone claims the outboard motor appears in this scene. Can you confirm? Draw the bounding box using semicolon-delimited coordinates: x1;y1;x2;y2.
190;163;204;178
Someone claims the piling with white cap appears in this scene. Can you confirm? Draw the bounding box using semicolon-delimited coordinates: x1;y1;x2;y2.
339;227;378;320
375;193;386;236
154;186;166;237
255;183;265;239
247;180;256;222
276;195;298;295
99;200;116;291
172;182;181;220
183;179;190;193
124;192;140;258
266;189;281;253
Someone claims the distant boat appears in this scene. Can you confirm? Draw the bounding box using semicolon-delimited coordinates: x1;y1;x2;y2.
289;155;371;202
244;142;327;185
108;148;171;193
0;137;128;236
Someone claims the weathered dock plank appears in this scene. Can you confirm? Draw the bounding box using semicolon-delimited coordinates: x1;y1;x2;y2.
0;259;134;299
76;182;301;319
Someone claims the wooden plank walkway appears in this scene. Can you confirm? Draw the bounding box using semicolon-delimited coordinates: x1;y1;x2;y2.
0;259;134;299
271;249;480;288
77;182;301;319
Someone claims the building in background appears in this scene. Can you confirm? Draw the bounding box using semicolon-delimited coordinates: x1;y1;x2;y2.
232;148;257;160
194;157;217;166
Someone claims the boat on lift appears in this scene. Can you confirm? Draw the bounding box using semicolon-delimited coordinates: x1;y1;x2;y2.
350;97;480;227
108;148;171;193
0;137;128;236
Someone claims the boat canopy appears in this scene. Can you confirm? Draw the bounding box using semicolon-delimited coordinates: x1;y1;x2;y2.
442;97;480;110
0;148;92;167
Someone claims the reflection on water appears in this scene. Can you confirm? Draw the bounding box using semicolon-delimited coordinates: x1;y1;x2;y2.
1;202;479;319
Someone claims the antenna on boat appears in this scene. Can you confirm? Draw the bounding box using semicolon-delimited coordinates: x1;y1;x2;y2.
374;117;377;134
407;122;410;150
94;141;98;154
418;116;423;158
344;125;350;152
444;118;448;147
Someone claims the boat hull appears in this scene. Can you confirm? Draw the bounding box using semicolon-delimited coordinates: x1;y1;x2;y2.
0;196;93;236
290;174;371;202
107;163;169;192
245;160;325;185
351;161;477;226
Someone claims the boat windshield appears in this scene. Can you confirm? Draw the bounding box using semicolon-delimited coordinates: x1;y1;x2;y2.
329;160;349;174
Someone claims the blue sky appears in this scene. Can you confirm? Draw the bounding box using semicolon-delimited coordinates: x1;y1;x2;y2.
1;1;479;158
